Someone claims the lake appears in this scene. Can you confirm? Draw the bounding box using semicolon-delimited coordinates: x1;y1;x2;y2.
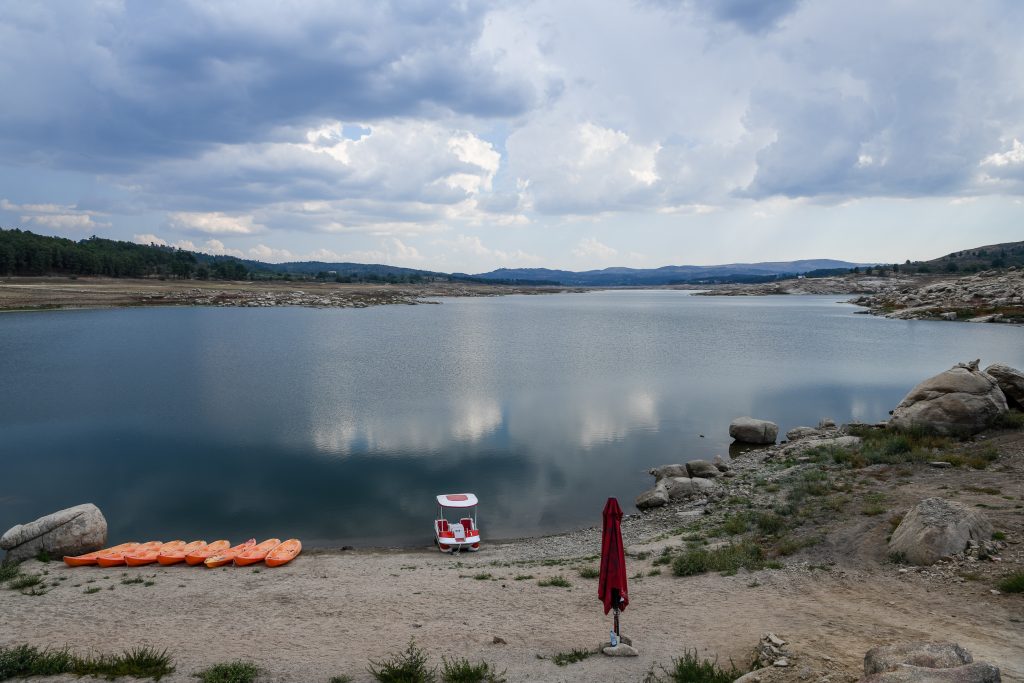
2;290;1022;549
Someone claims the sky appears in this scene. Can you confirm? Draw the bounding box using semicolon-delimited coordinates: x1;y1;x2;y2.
0;0;1022;273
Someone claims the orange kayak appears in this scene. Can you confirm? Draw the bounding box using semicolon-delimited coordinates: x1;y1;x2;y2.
64;542;139;567
96;541;162;568
125;540;185;567
233;538;281;566
265;539;301;568
158;540;207;566
185;540;231;566
204;539;256;568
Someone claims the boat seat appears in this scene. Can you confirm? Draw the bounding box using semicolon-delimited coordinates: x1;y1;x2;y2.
460;518;473;531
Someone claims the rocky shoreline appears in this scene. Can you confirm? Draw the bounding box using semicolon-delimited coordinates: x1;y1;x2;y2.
0;277;584;312
694;267;1024;324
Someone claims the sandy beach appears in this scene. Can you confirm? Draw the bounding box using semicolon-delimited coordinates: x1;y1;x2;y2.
4;431;1022;683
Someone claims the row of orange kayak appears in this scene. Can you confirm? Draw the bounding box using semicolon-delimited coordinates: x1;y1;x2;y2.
63;538;301;569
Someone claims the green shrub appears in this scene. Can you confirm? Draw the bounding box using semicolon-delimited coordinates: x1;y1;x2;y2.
0;562;20;584
644;649;744;683
720;513;748;536
440;657;506;683
552;649;592;666
578;566;599;579
672;541;765;577
537;576;571;588
472;573;492;581
369;639;436;683
330;677;354;683
754;512;785;535
194;661;260;683
0;644;173;681
997;571;1024;593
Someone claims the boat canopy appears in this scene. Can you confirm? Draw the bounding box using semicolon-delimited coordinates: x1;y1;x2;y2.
436;493;478;508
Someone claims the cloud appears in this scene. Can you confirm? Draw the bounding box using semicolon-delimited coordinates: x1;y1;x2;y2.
435;234;541;267
572;237;617;260
247;244;295;261
2;197;110;230
133;233;168;246
690;0;803;33
167;212;265;235
0;1;544;170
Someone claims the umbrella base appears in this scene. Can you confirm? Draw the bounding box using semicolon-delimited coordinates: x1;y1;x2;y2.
601;634;632;648
602;643;639;657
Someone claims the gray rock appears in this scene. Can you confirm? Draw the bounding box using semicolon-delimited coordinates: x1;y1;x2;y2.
818;418;837;430
889;361;1008;435
984;363;1024;410
888;499;992;566
602;643;638;657
649;464;689;481
663;476;718;501
1;503;107;562
785;426;821;442
712;454;731;472
685;459;721;479
863;664;1000;683
636;484;669;510
967;314;1003;323
864;642;973;676
729;417;779;444
940;312;957;321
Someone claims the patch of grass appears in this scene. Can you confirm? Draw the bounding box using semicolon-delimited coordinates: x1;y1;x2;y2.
720;513;748;536
472;573;492;581
862;492;888;516
997;571;1024;594
144;581;156;587
440;657;506;683
0;562;21;584
0;644;173;681
369;639;436;683
644;649;744;683
8;574;43;592
671;541;766;577
992;531;1007;541
774;534;822;557
652;548;674;567
648;568;661;576
330;677;354;683
991;410;1024;430
34;550;52;563
83;587;102;594
966;485;1001;495
122;576;145;585
194;660;260;683
537;576;571;588
513;574;533;581
631;551;651;561
578;566;599;579
552;649;593;666
754;512;786;535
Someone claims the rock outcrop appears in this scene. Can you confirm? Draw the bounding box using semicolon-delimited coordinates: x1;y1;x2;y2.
635;485;669;510
729;417;779;444
889;360;1008;435
637;464;721;509
888;498;992;566
1;503;107;562
685;459;721;479
861;642;1000;682
849;268;1024;323
984;363;1024;410
648;464;688;480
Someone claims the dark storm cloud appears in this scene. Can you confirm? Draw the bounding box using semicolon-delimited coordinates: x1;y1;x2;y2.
0;1;540;171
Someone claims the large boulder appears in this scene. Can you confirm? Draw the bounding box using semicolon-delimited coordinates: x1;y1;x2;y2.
729;417;779;444
648;464;689;481
889;360;1008;435
888;498;992;566
635;484;669;510
663;476;717;501
984;363;1024;411
861;642;1000;683
1;503;107;562
685;459;721;479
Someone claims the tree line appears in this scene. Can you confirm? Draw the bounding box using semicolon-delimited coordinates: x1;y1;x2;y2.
0;228;252;280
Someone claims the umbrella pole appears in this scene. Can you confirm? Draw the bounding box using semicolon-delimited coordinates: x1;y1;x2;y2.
613;606;620;637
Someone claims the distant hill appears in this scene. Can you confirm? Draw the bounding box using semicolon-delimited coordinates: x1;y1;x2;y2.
469;260;863;286
919;241;1024;273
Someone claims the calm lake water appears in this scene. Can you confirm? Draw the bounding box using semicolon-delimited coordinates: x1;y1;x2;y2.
2;291;1022;549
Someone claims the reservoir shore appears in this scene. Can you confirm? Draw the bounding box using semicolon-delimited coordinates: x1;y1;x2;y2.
3;427;1022;682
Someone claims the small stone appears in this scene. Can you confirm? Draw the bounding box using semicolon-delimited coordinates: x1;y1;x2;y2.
899;568;909;574
989;589;1000;595
773;657;789;667
928;461;953;468
493;636;507;645
766;633;787;647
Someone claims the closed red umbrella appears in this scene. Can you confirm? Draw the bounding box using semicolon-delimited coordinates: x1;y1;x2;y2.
598;497;629;639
